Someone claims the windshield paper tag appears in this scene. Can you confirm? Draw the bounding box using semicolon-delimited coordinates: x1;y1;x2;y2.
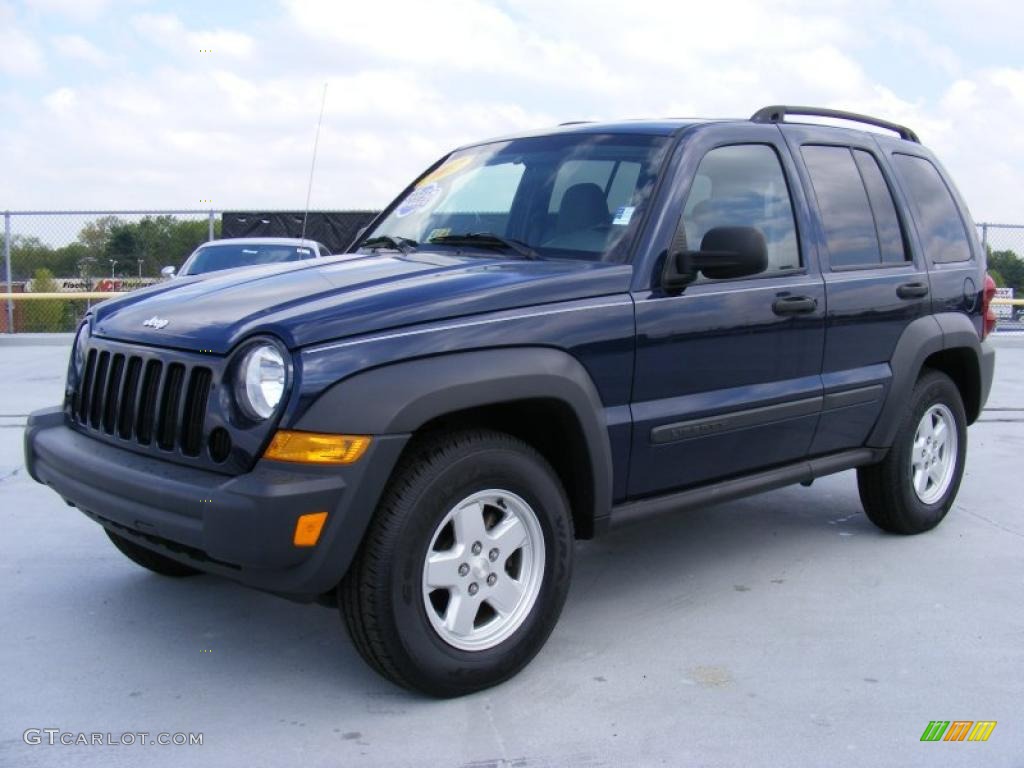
612;206;635;226
417;155;473;187
396;183;444;218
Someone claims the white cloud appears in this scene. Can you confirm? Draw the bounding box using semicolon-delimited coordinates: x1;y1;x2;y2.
1;0;1022;225
0;5;45;75
44;86;77;115
52;34;112;67
132;13;254;59
27;0;113;21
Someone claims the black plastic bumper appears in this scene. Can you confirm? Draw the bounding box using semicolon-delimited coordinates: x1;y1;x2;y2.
24;407;408;599
979;339;996;415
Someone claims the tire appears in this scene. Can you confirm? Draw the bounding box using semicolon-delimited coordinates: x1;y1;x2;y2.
857;370;967;534
340;429;574;697
105;529;202;577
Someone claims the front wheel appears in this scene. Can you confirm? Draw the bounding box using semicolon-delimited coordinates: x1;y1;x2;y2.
340;430;573;697
857;370;967;534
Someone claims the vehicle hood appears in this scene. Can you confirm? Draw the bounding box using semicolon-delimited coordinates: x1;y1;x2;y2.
91;251;633;354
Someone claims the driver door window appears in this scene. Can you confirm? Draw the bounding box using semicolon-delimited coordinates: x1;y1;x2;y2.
682;144;801;278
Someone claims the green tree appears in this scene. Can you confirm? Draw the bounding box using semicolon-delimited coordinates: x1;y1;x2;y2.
988;249;1024;294
78;215;124;256
10;235;56;281
23;268;71;332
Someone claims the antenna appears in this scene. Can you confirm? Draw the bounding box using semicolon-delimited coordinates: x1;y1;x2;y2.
301;82;328;241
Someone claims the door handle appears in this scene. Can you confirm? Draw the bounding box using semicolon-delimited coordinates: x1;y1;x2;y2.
897;281;929;299
772;296;817;316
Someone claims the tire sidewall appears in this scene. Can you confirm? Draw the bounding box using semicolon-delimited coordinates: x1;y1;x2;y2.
385;442;573;695
891;373;968;530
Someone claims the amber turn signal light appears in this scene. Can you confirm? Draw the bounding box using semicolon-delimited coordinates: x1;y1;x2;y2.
293;511;328;547
264;430;371;465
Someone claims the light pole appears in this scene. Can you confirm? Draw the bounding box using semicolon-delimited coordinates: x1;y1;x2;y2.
109;259;117;278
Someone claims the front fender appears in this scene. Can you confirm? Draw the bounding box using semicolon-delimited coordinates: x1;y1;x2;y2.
293;347;614;524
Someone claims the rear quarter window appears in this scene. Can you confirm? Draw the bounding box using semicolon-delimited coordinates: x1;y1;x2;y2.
892;154;972;264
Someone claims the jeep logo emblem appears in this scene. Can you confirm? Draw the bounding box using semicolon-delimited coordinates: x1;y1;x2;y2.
143;316;169;329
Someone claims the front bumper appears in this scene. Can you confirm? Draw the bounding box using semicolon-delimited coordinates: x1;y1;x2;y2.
24;407;408;599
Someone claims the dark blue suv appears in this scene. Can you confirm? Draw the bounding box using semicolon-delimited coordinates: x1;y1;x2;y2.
25;106;997;697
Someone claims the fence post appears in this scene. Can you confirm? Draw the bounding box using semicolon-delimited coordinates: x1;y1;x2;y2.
208;209;215;242
981;222;989;255
4;211;12;334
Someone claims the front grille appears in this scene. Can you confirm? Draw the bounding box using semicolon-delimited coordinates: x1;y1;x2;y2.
73;347;213;457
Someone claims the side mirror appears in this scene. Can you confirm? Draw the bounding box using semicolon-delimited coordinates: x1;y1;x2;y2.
662;226;768;293
160;266;176;279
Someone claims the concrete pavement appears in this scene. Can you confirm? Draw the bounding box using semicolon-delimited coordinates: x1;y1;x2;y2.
1;337;1021;767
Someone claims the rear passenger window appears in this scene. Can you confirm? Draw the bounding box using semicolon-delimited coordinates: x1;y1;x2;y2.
802;145;882;268
892;154;972;263
681;144;800;276
853;150;907;264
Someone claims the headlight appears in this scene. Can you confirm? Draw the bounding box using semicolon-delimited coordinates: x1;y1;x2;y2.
70;323;88;378
236;343;287;420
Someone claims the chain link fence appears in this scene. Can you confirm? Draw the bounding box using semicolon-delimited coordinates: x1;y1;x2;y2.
2;211;1023;333
979;223;1024;329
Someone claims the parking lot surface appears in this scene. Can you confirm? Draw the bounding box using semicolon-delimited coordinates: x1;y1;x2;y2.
2;336;1022;768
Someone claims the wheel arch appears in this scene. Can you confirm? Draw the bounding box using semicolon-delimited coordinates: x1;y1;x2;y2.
293;347;614;540
867;312;984;447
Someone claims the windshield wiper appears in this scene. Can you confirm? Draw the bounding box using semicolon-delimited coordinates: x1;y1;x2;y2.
360;235;418;254
428;232;540;260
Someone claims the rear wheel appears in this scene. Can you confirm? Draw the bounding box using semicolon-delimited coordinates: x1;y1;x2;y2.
340;429;573;697
105;529;202;577
857;370;967;534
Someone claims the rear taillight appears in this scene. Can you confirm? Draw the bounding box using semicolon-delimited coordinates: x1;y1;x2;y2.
981;273;998;340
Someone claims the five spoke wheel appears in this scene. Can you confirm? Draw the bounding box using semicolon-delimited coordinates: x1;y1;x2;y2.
910;403;958;505
423;489;545;651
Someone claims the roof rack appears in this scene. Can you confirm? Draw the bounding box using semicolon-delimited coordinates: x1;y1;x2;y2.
750;105;920;143
558;120;593;126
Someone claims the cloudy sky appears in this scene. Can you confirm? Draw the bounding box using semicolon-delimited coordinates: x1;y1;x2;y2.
2;0;1023;222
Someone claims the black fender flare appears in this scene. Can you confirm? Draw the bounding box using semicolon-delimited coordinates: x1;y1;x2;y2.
294;346;615;523
867;312;982;448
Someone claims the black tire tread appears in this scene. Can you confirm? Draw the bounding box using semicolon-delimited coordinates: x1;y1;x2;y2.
340;428;559;694
857;369;966;534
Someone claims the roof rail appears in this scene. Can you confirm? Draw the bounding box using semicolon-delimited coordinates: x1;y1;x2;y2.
750;105;920;143
558;120;593;126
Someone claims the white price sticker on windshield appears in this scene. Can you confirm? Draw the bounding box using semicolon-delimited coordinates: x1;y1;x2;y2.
612;206;635;226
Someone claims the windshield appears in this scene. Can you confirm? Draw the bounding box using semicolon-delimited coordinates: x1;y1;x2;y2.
182;243;317;276
363;133;670;262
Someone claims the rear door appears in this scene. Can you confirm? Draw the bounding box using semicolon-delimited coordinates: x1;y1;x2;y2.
628;125;826;497
780;125;930;454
